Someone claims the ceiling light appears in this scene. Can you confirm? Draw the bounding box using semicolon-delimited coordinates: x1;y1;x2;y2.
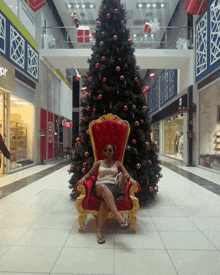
147;4;150;7
138;4;142;8
68;4;71;8
10;97;17;101
133;34;137;37
90;4;93;8
145;34;148;37
76;4;79;8
153;4;156;7
161;4;165;7
15;102;29;105
82;4;85;8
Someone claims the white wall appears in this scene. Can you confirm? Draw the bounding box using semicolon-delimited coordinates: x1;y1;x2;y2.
59;81;72;120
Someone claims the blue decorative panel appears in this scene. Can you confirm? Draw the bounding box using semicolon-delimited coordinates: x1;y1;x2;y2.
210;0;220;66
196;12;208;77
10;25;25;69
0;12;6;54
27;44;39;79
147;79;159;115
0;11;38;82
160;69;178;107
196;0;220;83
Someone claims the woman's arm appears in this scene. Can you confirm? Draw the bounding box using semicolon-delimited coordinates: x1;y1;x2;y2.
117;162;138;186
78;161;101;185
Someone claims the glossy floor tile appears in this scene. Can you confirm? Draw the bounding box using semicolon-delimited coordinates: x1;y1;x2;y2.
0;159;220;275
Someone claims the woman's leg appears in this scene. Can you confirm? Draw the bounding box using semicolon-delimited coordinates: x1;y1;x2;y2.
95;184;125;224
97;201;109;243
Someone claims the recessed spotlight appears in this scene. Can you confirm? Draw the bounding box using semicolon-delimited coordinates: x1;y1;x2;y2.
68;4;71;8
145;34;148;37
161;4;165;7
16;6;18;9
90;4;93;8
147;4;151;7
134;34;137;37
82;4;85;8
76;4;79;8
138;4;142;8
153;4;156;8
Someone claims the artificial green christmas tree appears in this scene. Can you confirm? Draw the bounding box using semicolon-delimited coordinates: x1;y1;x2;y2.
68;0;162;205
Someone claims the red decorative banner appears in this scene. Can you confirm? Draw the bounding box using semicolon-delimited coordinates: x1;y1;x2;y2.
183;0;210;16
47;112;54;160
24;0;46;12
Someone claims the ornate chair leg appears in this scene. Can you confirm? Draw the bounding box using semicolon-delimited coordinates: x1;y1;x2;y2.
128;212;137;232
77;212;87;231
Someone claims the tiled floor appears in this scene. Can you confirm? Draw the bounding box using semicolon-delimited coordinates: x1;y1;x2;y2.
0;158;220;275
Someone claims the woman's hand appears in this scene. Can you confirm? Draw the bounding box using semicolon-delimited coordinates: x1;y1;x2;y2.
129;178;138;186
77;177;86;185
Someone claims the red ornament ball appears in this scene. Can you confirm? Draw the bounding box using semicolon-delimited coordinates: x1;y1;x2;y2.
95;63;100;68
84;151;89;157
121;20;125;26
124;105;128;111
86;106;90;111
81;139;84;143
82;168;86;173
88;77;92;82
113;35;118;41
132;139;136;144
143;106;147;111
136;163;141;169
118;58;122;61
93;31;96;37
150;129;153;133
106;13;111;19
128;39;131;44
149;187;153;193
132;105;136;110
148;160;152;165
146;142;150;146
127;146;131;151
115;66;120;72
140;119;144;124
98;94;102;100
82;162;87;168
135;121;140;126
135;77;138;82
114;9;119;14
158;159;161;164
101;56;105;61
102;77;107;83
70;165;74;170
159;173;163;178
120;75;124;80
86;130;90;135
100;41;104;46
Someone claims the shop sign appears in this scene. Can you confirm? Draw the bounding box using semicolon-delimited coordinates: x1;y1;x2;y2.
0;67;8;76
178;106;190;112
47;121;54;143
62;120;73;129
179;98;182;106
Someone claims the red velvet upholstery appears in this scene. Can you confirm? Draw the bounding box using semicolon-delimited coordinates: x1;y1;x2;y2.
91;120;127;162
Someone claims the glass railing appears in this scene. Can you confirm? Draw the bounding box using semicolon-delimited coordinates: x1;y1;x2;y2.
41;26;193;50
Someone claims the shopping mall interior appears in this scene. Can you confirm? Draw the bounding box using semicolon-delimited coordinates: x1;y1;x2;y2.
0;0;220;274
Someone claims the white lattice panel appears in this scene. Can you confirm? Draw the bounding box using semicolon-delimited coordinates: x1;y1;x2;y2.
0;13;6;54
210;0;220;66
27;44;38;79
160;70;169;105
169;70;175;98
10;25;25;69
196;12;208;77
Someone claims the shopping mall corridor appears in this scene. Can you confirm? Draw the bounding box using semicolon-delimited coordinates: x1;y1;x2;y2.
0;157;220;275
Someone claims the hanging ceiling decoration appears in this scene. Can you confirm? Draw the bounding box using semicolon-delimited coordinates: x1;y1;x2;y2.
24;0;46;12
183;0;210;16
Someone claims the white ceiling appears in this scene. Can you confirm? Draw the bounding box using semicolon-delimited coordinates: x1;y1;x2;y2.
50;0;181;76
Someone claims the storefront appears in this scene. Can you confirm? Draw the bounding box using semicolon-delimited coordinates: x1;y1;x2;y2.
199;79;220;171
163;114;184;160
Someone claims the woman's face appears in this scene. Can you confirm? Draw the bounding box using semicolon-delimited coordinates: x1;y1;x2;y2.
103;145;114;158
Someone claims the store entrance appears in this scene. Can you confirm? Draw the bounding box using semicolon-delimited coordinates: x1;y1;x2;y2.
0;93;10;175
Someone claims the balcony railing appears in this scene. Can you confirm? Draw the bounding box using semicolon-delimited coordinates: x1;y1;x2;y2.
41;26;193;50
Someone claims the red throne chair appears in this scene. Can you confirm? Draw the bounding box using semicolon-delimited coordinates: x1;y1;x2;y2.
75;113;141;232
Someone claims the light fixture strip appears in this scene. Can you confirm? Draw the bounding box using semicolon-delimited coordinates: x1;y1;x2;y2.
136;3;166;9
66;3;96;9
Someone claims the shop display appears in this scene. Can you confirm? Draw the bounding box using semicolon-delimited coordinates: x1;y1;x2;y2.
10;122;27;162
216;131;220;151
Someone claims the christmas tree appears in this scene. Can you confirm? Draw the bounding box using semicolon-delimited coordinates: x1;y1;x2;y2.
68;0;162;206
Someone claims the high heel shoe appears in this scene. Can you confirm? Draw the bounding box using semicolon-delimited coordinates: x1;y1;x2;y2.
119;218;129;228
97;228;106;244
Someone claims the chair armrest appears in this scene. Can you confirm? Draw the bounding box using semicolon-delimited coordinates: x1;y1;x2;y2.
75;176;96;195
125;182;141;197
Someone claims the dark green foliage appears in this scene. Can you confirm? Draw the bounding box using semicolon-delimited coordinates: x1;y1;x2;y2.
68;0;162;205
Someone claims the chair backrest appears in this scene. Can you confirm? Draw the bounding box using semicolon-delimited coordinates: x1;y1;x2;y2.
89;114;130;163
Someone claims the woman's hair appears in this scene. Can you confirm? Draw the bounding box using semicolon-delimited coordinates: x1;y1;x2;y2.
103;143;117;160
